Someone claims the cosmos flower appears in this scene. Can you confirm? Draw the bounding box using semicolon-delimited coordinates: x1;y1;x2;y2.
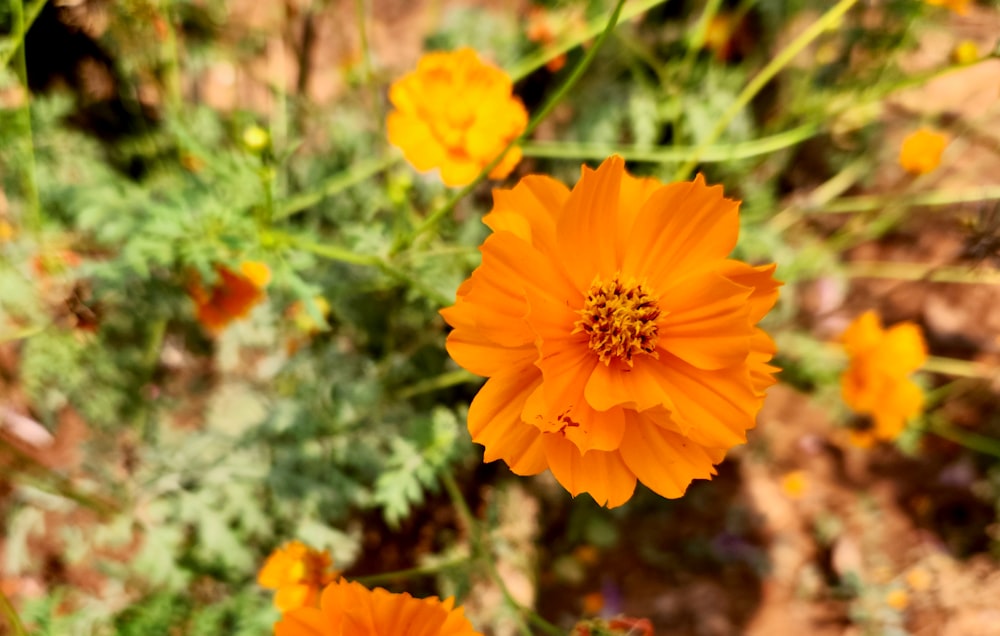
441;156;780;507
258;541;338;612
898;128;948;175
189;260;271;333
387;48;528;187
840;311;927;446
274;579;482;636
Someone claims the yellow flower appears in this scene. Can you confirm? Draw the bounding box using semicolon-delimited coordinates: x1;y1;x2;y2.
885;588;910;611
258;541;338;612
840;311;927;446
925;0;971;14
780;470;808;499
189;260;271;333
441;156;781;507
387;48;528;187
952;40;979;65
275;579;482;636
899;127;948;175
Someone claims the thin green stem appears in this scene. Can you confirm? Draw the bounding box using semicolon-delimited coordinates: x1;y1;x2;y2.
396;369;481;400
925;416;1000;460
353;557;469;587
276;156;400;219
808;186;1000;214
270;231;381;267
509;0;670;82
0;586;27;636
521;121;821;163
159;0;182;116
845;261;1000;285
672;0;859;180
768;156;870;232
677;0;724;75
11;0;41;233
923;356;994;379
399;0;629;253
0;0;47;70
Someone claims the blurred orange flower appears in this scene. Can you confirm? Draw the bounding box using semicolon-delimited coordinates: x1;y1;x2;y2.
387;48;528;187
526;7;567;71
190;261;271;333
840;311;927;446
925;0;970;14
899;128;948;175
275;579;482;636
258;541;338;612
441;155;780;507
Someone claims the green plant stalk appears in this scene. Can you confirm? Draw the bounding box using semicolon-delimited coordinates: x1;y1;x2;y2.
398;0;629;254
809;186;1000;214
508;0;670;82
677;0;724;78
0;586;27;636
846;261;1000;285
11;0;41;233
354;556;469;586
440;471;533;636
277;156;400;219
0;0;47;70
396;369;481;399
672;0;859;180
768;156;870;232
159;0;183;117
923;356;993;379
521;121;821;163
354;0;384;136
926;416;1000;460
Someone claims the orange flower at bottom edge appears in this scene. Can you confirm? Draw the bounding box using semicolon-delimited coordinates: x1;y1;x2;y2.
275;579;483;636
925;0;971;15
899;128;948;175
258;541;338;612
441;155;781;508
840;311;927;446
387;48;528;187
190;260;271;333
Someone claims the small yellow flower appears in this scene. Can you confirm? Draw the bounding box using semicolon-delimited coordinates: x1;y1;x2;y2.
952;40;979;65
780;470;808;499
243;125;270;152
885;588;910;611
906;566;933;592
840;311;927;445
387;48;528;187
925;0;971;14
899;128;948;175
0;219;14;243
258;541;338;612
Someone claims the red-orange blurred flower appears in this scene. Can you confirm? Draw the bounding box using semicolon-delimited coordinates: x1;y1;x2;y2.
258;541;338;612
441;156;780;507
189;261;271;333
387;48;528;187
275;579;482;636
899;128;948;175
840;311;927;446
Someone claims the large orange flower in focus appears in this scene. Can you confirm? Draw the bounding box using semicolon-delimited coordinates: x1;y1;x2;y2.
190;261;271;333
440;156;781;507
275;579;482;636
840;311;927;446
387;48;528;187
259;541;338;612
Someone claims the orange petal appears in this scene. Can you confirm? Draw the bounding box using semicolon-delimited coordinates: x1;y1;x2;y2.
883;322;927;373
583;356;677;413
618;412;722;499
485;174;569;253
444;328;537;378
715;260;781;322
541;435;637;507
615;171;663;259
623;174;739;285
275;584;318;612
656;270;754;370
841;311;883;356
468;370;549;475
275;607;328;636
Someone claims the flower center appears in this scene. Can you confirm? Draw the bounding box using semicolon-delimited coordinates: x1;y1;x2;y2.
573;274;661;366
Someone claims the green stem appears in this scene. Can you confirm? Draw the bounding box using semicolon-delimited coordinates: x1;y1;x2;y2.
809;186;1000;214
521;121;821;163
0;586;27;636
845;261;1000;285
11;0;41;233
353;557;469;587
925;416;1000;460
672;0;859;180
276;156;400;219
399;0;629;253
396;369;481;400
923;356;993;379
677;0;724;75
159;0;183;116
768;156;870;232
275;233;382;267
508;0;670;82
0;0;47;70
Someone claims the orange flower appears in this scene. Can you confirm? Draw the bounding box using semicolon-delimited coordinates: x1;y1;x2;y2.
840;311;927;446
258;541;338;612
275;579;482;636
925;0;970;14
440;156;780;507
189;260;271;333
387;48;528;187
526;7;567;71
899;128;948;175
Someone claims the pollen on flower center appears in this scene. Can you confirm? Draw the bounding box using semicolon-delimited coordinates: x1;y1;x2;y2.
573;274;661;366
